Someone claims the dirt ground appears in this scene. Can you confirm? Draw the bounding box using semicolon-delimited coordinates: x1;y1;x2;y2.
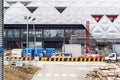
4;65;40;80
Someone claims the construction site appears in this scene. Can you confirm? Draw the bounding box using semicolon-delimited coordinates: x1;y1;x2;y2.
3;0;120;80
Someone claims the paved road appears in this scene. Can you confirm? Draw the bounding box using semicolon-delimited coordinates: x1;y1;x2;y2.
31;62;108;80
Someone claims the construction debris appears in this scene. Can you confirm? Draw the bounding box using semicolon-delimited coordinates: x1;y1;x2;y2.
4;65;40;80
86;63;120;80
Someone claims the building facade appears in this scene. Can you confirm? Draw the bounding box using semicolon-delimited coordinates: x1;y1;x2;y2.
4;0;120;54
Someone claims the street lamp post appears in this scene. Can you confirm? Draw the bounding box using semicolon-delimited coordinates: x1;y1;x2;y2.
24;16;36;52
63;29;65;52
32;18;36;49
24;16;31;53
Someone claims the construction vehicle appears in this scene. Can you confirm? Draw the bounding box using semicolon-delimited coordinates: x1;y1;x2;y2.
105;53;120;62
105;44;120;62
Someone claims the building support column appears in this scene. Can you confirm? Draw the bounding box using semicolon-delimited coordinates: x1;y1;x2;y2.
86;21;90;54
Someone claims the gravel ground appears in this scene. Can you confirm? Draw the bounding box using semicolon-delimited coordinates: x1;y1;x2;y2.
4;65;40;80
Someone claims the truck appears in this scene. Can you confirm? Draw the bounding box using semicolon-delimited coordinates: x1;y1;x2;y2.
105;53;120;62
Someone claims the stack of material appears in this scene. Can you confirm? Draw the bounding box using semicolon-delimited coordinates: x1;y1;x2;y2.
86;63;120;80
116;63;120;68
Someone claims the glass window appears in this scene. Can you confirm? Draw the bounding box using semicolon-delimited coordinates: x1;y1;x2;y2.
44;29;64;38
29;42;34;48
14;29;20;37
8;29;13;38
35;42;42;48
29;29;34;37
65;29;86;38
22;29;27;37
22;29;41;38
65;30;72;37
29;42;42;48
79;30;86;37
36;29;42;37
4;29;7;37
29;29;42;37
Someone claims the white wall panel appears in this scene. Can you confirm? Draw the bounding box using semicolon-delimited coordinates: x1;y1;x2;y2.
4;0;120;38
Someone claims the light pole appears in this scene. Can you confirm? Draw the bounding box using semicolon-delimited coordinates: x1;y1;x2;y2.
63;29;65;52
24;16;31;53
32;18;36;49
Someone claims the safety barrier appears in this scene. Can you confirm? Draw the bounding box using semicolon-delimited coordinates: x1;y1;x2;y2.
6;57;104;62
6;57;33;61
39;57;104;62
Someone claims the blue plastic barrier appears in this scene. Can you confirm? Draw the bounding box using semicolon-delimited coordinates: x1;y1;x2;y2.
22;48;34;57
45;48;56;57
34;48;44;58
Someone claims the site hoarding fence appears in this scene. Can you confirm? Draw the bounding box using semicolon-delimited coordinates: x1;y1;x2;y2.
0;0;3;79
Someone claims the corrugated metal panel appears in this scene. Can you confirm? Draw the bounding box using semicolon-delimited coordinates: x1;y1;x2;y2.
0;0;3;79
0;0;2;47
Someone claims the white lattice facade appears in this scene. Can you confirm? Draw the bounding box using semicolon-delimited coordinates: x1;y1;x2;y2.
4;0;120;39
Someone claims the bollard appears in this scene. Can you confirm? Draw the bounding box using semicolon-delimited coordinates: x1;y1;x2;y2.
49;58;51;61
88;58;91;62
93;57;96;62
71;58;74;62
67;58;70;62
58;58;60;62
97;57;100;62
75;58;78;62
101;57;104;62
54;58;56;62
80;58;83;62
84;58;86;62
62;58;64;62
29;57;32;61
